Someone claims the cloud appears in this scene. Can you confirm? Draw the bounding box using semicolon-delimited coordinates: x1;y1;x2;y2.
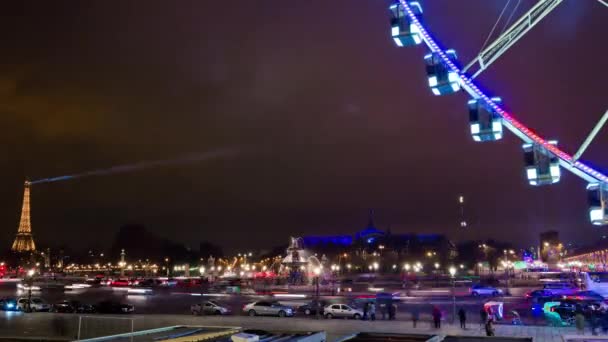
0;66;109;142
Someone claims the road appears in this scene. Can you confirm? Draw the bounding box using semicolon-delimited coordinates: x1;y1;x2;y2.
0;282;544;325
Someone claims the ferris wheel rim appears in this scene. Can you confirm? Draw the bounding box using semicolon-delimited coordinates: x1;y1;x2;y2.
397;0;607;185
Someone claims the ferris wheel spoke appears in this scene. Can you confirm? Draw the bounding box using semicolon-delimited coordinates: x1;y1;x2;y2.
462;0;564;79
573;110;608;163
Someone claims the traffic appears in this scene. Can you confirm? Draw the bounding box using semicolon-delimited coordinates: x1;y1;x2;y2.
1;271;607;328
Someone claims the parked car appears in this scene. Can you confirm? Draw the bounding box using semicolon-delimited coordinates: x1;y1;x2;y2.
94;300;134;314
470;284;502;296
53;300;95;313
17;297;51;312
542;283;578;296
0;298;18;311
565;290;605;302
324;304;363;319
191;301;230;315
297;300;329;316
243;301;294;317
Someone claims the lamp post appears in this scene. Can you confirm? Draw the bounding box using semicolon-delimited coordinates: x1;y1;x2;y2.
26;269;35;312
449;266;456;325
313;267;321;319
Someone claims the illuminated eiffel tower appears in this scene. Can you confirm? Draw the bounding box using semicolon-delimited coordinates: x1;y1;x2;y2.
12;181;36;252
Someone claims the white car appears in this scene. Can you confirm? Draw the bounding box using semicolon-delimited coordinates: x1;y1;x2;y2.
17;297;51;312
470;284;503;296
323;304;363;319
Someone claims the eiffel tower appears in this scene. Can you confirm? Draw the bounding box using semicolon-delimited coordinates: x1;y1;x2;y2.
12;181;36;252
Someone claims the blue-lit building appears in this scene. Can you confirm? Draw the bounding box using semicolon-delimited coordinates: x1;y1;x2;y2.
302;211;456;263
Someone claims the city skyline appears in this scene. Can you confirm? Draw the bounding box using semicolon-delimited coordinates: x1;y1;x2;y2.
1;1;606;251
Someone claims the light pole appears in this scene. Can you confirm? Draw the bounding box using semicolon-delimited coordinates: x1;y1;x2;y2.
26;269;35;312
449;266;456;325
314;267;321;319
165;257;169;277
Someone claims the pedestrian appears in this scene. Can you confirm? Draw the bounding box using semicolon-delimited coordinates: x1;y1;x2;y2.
485;319;495;336
480;307;488;327
369;302;376;321
458;308;467;329
412;307;420;328
432;306;442;329
389;303;396;320
591;309;601;336
380;303;387;320
600;308;608;335
363;302;369;321
575;311;585;335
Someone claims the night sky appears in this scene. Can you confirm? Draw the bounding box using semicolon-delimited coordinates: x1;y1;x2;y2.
1;1;606;253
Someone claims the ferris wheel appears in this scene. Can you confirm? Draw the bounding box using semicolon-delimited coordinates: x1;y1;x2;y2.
388;0;608;226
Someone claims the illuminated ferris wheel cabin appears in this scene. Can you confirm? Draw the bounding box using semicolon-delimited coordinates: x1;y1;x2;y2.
588;183;608;226
424;50;460;96
389;1;423;47
468;97;504;142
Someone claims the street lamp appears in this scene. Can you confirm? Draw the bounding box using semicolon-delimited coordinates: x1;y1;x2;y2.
25;269;35;312
449;266;456;324
313;267;321;319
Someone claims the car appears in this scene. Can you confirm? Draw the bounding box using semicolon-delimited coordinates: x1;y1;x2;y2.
110;279;130;287
94;300;134;314
0;298;18;311
549;300;600;325
297;300;329;316
525;289;557;301
191;301;230;315
243;301;294;317
53;300;95;314
323;304;363;319
470;284;502;296
542;283;578;296
136;279;162;287
17;297;51;312
565;290;605;302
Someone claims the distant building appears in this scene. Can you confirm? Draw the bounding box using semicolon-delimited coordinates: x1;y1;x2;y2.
302;210;456;265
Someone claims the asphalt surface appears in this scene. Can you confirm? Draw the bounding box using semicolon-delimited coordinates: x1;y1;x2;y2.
0;282;544;326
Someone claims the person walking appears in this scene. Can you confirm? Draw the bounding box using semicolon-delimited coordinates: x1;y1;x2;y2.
363;302;369;321
458;308;467;329
485;319;495;336
389;303;396;320
575;311;585;335
480;307;488;327
412;307;420;328
380;303;387;320
432;306;442;329
369;302;376;321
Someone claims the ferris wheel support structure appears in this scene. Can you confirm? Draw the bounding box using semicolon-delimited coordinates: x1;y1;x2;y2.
573;110;608;163
397;0;608;185
462;0;564;79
